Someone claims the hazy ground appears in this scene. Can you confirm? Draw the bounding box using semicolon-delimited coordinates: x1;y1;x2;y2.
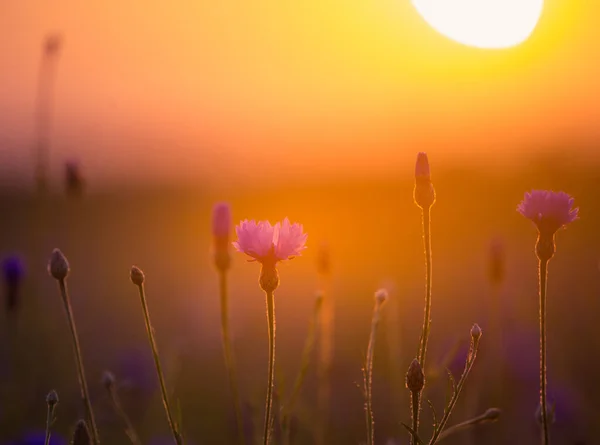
0;154;598;444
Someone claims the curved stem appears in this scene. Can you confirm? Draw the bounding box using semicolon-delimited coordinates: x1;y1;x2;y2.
414;206;432;444
263;291;276;445
44;403;55;445
137;284;182;445
429;339;480;445
539;259;550;445
436;409;496;442
107;385;142;445
219;271;246;445
58;280;100;445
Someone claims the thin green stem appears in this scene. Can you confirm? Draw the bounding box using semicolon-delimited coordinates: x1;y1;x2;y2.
263;290;276;445
58;280;100;445
107;385;142;445
44;403;56;445
219;270;246;445
414;206;432;444
539;259;550;445
136;284;182;445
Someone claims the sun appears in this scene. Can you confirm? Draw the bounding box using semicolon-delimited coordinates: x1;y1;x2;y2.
411;0;544;49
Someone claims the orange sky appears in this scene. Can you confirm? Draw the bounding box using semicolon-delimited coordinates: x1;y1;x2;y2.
0;0;598;188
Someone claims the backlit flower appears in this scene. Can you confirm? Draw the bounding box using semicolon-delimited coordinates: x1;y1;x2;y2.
517;190;578;236
233;218;307;263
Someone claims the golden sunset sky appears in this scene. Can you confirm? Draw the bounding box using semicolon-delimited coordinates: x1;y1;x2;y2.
0;0;598;188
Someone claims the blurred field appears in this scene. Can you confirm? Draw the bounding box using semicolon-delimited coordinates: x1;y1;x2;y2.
0;153;598;444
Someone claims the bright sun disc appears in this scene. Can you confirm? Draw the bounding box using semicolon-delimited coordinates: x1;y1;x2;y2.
412;0;544;49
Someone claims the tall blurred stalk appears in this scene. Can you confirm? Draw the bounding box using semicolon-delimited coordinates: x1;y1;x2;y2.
316;242;332;445
34;34;62;195
212;202;246;445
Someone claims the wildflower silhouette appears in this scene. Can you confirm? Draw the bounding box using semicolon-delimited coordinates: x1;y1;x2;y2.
412;152;436;444
518;190;578;445
212;202;245;445
234;218;307;445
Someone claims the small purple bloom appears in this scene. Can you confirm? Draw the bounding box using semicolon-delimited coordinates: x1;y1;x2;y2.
2;255;25;285
233;218;307;263
517;190;578;235
2;255;25;313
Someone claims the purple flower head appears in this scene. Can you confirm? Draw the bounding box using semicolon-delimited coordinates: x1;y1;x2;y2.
2;255;25;285
18;431;67;445
212;202;232;239
233;218;307;263
517;190;578;236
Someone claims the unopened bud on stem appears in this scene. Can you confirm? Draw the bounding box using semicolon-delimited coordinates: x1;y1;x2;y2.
102;371;116;390
48;249;70;280
471;323;482;342
406;358;425;393
72;420;91;445
374;288;388;306
414;152;436;209
130;266;145;286
46;389;59;407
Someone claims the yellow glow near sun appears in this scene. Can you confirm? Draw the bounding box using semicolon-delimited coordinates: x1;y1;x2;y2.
411;0;544;49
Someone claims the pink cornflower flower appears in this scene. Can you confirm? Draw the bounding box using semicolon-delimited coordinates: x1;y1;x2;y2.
517;190;578;236
234;218;307;445
233;218;307;264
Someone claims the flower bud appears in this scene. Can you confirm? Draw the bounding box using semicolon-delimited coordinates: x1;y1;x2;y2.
72;420;91;445
413;152;436;209
130;266;145;286
48;249;69;280
102;371;116;390
374;288;388;306
46;389;59;407
471;323;482;342
406;358;425;393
